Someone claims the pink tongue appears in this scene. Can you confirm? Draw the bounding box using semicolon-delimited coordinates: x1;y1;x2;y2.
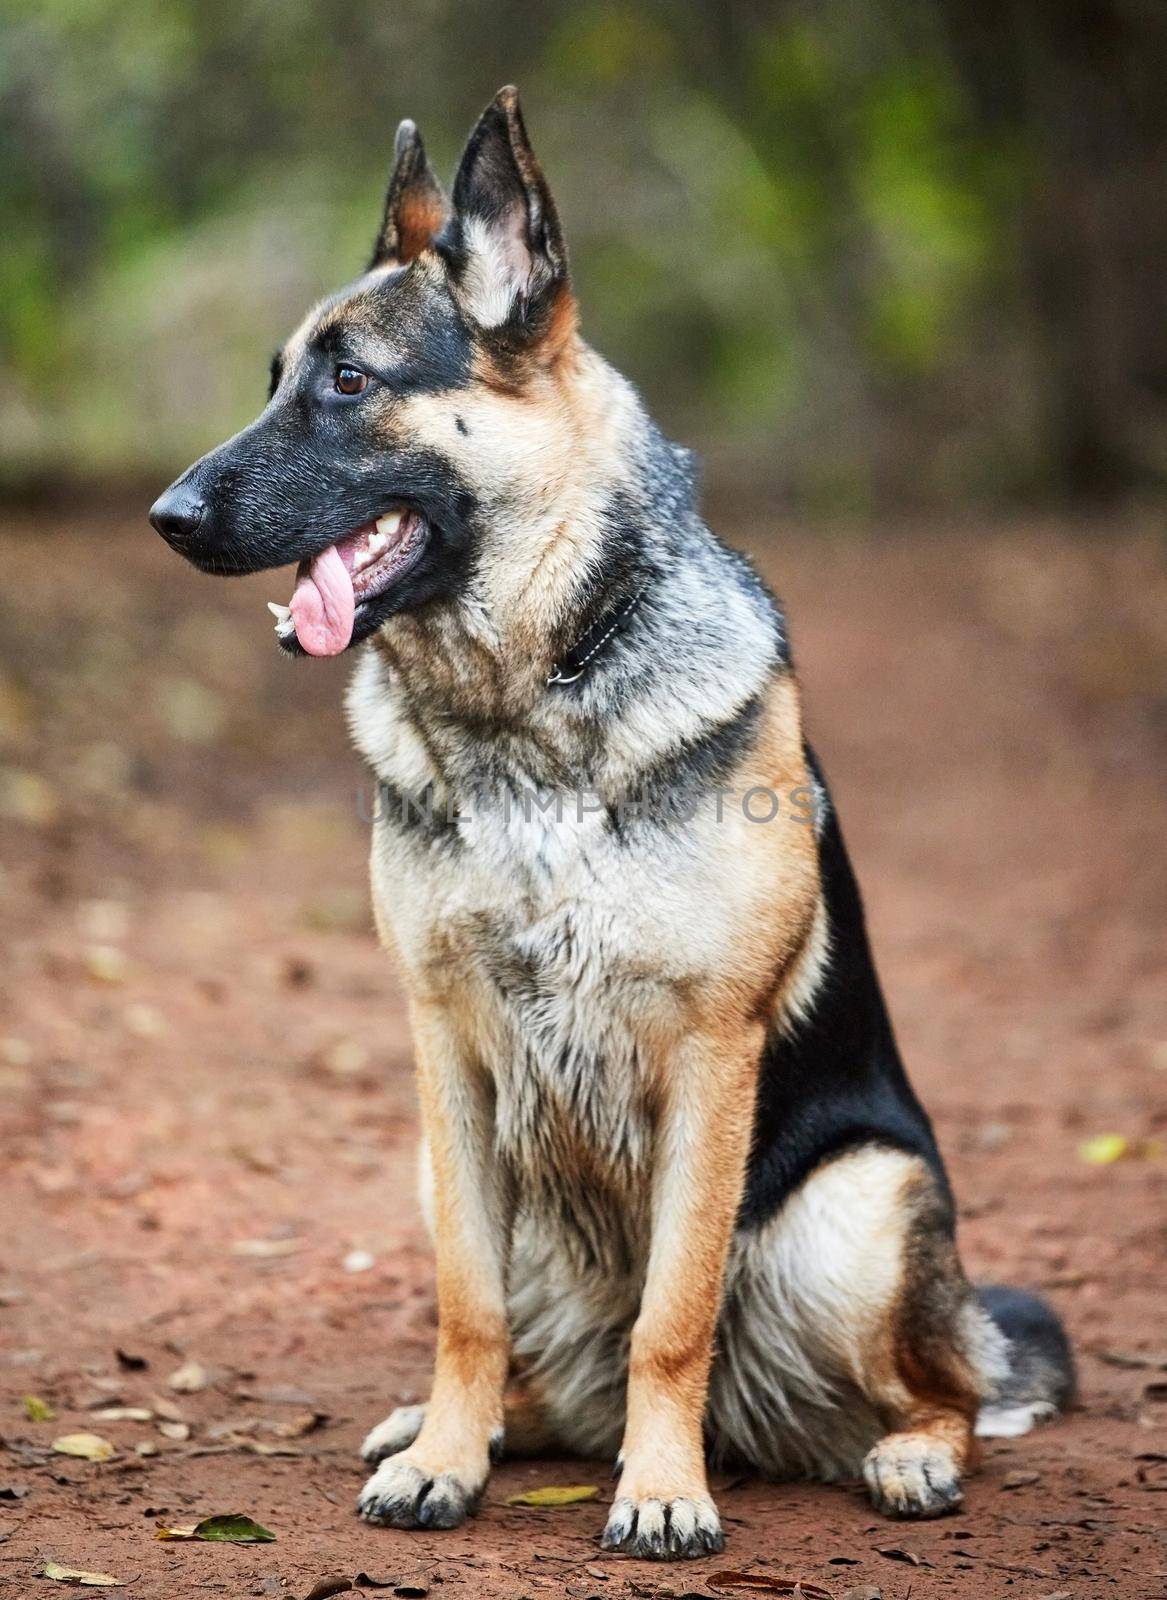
290;545;355;657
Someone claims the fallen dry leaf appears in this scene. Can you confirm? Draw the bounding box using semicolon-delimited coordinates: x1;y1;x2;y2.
123;1003;165;1039
875;1546;920;1565
708;1575;833;1597
266;1409;328;1438
41;1560;126;1587
167;1360;209;1394
156;1513;275;1543
83;945;129;985
231;1238;300;1259
841;1588;882;1600
504;1484;600;1507
234;1384;319;1407
23;1395;55;1422
1001;1470;1041;1489
93;1407;153;1423
0;769;60;826
304;1579;354;1600
51;1433;115;1462
148;1395;186;1423
218;1432;301;1457
230;1145;281;1174
114;1349;148;1372
157;1421;191;1441
1096;1349;1167;1370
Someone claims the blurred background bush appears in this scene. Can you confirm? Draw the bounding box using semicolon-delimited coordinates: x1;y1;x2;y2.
3;0;1166;513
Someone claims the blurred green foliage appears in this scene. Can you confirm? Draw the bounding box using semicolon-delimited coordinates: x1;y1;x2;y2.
2;0;1164;509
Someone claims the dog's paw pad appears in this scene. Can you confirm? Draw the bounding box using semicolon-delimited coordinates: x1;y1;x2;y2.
356;1456;476;1530
863;1435;964;1520
600;1494;724;1560
360;1405;427;1466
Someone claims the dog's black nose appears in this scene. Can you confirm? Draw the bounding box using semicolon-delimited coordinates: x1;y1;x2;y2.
149;484;206;545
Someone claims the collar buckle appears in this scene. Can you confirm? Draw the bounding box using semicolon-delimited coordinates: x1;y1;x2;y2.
546;583;648;689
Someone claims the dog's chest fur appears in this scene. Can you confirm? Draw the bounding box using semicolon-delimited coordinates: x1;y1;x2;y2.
450;795;660;1184
350;665;689;1256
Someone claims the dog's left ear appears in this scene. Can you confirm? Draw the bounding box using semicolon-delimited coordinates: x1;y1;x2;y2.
446;87;572;342
369;119;450;270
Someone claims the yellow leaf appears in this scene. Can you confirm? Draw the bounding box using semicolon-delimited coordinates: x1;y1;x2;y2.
52;1432;116;1462
1079;1132;1128;1164
23;1394;55;1421
1081;1132;1164;1164
42;1561;125;1587
504;1484;600;1507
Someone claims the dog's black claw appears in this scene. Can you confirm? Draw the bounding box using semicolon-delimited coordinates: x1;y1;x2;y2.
600;1495;723;1561
357;1459;478;1531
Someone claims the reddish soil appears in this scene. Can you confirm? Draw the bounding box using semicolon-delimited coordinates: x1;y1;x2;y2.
0;512;1164;1600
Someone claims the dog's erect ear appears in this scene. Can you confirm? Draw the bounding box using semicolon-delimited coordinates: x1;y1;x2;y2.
446;87;571;339
369;120;450;270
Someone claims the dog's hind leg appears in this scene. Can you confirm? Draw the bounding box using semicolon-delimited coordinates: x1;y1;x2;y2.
858;1153;1011;1519
714;1146;1006;1518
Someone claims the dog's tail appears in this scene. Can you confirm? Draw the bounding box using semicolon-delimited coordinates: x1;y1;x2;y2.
974;1284;1075;1438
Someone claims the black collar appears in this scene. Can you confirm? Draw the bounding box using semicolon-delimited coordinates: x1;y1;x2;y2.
546;583;648;687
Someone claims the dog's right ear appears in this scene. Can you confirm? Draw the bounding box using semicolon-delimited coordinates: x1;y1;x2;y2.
368;120;450;270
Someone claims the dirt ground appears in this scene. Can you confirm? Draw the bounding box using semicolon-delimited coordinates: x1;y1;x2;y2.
1;511;1164;1600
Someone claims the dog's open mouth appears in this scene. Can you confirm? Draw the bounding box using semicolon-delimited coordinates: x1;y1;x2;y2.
267;506;427;656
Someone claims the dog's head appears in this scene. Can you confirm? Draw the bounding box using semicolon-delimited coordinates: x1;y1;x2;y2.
150;88;583;657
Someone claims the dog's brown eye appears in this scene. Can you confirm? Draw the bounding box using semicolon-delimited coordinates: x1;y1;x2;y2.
335;366;368;396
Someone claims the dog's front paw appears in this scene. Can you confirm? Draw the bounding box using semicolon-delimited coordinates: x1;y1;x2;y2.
601;1493;724;1560
863;1433;964;1519
360;1404;427;1466
357;1451;483;1531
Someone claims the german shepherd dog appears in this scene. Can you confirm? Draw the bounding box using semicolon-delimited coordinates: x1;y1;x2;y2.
151;89;1073;1560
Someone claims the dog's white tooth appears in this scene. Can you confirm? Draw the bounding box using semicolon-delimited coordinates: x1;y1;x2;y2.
267;601;292;622
375;511;403;537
